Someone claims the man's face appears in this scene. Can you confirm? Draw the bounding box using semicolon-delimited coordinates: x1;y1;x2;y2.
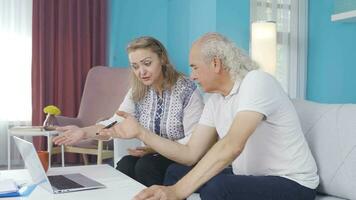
189;43;214;92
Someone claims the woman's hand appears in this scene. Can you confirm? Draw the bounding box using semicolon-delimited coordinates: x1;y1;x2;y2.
127;146;156;157
99;111;146;140
53;125;85;145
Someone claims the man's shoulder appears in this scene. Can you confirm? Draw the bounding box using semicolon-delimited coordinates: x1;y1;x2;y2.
243;70;273;82
240;70;278;90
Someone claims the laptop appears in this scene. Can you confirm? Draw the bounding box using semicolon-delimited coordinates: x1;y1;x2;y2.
13;136;105;194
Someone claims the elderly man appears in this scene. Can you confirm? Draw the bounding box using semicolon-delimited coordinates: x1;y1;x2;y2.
100;33;319;200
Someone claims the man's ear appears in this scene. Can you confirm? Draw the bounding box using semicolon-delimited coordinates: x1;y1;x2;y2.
212;57;223;73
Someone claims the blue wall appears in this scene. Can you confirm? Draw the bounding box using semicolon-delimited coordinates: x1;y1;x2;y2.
167;0;190;74
108;0;356;103
108;0;168;68
217;0;250;52
307;0;356;103
334;0;356;14
108;0;250;75
188;0;216;46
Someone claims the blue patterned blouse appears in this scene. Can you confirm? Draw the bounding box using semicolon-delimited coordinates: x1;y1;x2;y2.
100;76;204;142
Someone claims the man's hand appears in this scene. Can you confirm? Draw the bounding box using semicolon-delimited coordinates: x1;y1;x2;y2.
133;185;181;200
99;111;145;140
53;125;85;145
127;146;155;157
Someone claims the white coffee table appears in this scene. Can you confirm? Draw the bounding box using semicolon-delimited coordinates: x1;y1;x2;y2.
0;165;145;200
7;126;65;169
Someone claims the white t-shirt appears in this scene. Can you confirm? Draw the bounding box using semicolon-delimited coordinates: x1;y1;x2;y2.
199;70;319;189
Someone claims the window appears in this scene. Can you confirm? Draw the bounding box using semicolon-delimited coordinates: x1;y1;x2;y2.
0;0;32;121
0;0;32;166
250;0;308;99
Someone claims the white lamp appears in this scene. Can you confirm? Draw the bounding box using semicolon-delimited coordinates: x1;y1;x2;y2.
251;21;277;75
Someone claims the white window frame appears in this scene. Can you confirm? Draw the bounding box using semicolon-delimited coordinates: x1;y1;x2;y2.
288;0;308;99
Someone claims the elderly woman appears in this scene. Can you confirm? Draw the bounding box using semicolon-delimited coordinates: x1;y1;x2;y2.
53;36;204;187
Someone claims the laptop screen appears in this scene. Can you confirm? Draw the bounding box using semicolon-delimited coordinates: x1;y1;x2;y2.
13;136;54;193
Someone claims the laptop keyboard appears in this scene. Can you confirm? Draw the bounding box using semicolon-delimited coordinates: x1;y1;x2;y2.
48;175;85;190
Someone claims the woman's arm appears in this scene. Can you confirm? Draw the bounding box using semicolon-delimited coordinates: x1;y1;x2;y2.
53;89;134;145
53;124;105;145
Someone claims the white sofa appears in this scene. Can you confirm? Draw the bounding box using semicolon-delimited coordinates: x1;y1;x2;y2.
291;99;356;200
114;99;356;200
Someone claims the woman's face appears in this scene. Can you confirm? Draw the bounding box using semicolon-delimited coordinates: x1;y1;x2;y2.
128;48;164;87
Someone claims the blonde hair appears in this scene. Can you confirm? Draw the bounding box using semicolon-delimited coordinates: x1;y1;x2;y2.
198;32;259;81
126;36;182;102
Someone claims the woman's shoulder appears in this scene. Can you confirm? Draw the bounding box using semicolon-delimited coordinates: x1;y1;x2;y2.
171;76;200;107
175;75;197;91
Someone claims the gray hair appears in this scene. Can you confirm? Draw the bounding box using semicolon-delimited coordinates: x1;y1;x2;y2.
198;32;259;81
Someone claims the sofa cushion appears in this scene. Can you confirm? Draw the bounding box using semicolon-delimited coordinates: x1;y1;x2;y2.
292;99;356;200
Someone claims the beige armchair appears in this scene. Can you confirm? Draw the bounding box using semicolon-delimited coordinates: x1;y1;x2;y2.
55;66;130;164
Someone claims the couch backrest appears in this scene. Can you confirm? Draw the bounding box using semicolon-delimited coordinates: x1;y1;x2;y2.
292;99;356;199
77;66;130;126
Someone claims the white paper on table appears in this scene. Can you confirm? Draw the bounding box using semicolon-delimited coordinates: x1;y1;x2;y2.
0;179;18;194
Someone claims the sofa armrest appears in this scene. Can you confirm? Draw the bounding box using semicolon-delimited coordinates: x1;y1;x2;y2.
113;138;141;166
55;116;83;127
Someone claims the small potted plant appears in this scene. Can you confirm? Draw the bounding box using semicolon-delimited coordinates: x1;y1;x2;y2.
43;105;61;130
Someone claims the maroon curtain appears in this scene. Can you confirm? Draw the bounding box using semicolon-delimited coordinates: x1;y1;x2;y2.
32;0;107;153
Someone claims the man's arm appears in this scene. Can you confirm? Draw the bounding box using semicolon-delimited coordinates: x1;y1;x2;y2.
139;123;218;166
99;111;217;166
174;111;263;197
134;110;263;200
